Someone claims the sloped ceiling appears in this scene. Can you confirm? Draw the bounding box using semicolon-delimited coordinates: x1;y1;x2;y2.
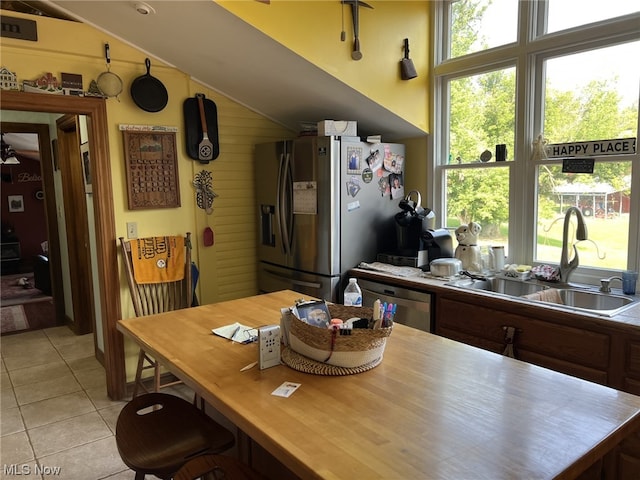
44;1;425;141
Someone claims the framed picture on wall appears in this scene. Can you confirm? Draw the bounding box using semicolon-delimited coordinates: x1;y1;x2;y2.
8;195;24;212
80;141;92;194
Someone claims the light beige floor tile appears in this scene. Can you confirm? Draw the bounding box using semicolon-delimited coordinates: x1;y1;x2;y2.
42;326;77;347
1;331;50;358
101;469;135;479
55;336;95;362
1;330;47;349
8;360;69;387
20;391;95;429
73;367;106;391
0;431;34;466
1;358;6;372
86;386;125;412
1;371;11;388
1;382;17;410
1;345;62;372
29;412;112;458
0;406;24;436
96;404;126;434
14;373;82;406
66;355;102;373
37;436;127;480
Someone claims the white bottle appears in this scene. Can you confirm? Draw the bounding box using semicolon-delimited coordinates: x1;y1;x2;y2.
343;278;362;307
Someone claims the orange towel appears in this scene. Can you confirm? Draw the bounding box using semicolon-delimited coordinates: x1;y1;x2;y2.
130;236;185;284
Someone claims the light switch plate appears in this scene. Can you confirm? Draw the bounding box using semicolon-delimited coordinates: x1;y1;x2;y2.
126;222;138;239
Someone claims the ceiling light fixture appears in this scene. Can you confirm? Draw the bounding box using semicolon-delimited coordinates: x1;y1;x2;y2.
134;2;155;15
1;133;20;165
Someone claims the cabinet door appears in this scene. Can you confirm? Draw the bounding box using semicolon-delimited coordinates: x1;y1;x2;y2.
436;296;610;385
623;341;640;396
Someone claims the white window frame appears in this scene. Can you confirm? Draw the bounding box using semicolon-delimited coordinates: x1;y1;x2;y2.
430;1;640;286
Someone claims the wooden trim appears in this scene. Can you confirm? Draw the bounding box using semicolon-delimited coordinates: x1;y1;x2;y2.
1;91;125;400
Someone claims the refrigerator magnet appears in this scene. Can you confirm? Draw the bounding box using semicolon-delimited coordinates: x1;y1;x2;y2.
361;168;373;183
378;176;390;197
346;146;363;174
346;177;361;197
347;200;361;212
390;173;404;200
364;148;382;171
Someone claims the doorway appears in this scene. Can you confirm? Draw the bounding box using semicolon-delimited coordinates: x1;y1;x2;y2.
1;91;125;400
0;124;62;333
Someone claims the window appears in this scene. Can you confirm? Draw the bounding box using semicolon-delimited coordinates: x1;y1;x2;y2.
432;1;640;284
547;0;639;34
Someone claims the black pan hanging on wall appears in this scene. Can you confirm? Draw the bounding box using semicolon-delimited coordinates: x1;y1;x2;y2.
183;93;220;163
130;58;168;112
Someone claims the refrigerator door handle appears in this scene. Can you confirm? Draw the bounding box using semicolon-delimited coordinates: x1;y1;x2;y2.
279;151;293;255
277;152;289;256
263;268;322;289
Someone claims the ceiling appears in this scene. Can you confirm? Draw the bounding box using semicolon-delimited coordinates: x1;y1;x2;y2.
10;0;425;141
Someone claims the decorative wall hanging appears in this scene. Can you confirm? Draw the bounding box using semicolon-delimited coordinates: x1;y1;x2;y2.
80;142;92;194
342;0;373;61
8;195;24;213
183;93;220;163
121;126;180;210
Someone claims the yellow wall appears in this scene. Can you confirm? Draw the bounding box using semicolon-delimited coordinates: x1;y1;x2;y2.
219;0;430;134
1;10;293;379
219;0;430;202
1;4;430;378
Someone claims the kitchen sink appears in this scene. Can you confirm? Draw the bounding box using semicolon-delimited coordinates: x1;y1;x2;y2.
535;288;636;317
446;276;548;297
446;276;638;317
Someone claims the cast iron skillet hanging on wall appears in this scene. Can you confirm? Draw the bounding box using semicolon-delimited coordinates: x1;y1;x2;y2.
130;58;168;112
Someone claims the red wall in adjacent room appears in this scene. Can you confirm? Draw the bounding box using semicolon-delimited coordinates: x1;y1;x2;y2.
1;158;48;268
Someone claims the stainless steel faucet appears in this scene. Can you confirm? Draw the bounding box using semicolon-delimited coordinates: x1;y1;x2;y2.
559;207;588;284
599;276;622;293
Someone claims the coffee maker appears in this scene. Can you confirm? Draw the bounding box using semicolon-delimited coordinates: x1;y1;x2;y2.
377;191;453;269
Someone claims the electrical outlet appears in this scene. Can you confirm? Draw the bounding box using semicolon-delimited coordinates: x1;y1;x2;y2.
259;325;281;370
126;222;138;239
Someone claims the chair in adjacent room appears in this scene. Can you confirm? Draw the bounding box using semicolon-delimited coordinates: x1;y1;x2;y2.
115;392;236;480
119;233;192;397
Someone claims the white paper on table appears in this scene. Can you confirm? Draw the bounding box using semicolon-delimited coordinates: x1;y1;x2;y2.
272;382;301;398
212;322;253;343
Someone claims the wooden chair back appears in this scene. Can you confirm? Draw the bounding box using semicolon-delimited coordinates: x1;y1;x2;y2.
119;233;192;317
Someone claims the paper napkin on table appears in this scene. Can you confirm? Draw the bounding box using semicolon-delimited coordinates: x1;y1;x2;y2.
212;322;254;342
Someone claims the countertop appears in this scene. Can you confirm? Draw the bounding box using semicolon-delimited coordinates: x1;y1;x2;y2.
117;290;640;480
350;266;640;332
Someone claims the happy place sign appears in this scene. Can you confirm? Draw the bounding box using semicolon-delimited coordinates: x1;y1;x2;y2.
546;137;636;158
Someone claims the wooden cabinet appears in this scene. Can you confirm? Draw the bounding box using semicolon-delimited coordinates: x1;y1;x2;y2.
622;338;640;396
435;295;610;386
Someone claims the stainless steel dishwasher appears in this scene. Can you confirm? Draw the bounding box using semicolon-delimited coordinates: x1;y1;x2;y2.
357;278;432;333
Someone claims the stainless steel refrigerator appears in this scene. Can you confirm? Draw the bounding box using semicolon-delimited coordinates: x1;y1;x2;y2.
256;136;405;302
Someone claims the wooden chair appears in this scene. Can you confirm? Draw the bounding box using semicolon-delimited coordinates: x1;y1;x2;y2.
115;393;235;480
120;233;193;397
173;453;264;480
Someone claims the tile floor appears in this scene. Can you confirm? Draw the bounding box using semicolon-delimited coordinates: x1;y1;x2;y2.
0;326;193;480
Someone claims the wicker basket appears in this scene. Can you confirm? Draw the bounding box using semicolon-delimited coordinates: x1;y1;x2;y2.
286;304;392;370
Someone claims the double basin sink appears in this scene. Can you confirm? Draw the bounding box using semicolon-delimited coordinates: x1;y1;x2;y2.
446;276;638;317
